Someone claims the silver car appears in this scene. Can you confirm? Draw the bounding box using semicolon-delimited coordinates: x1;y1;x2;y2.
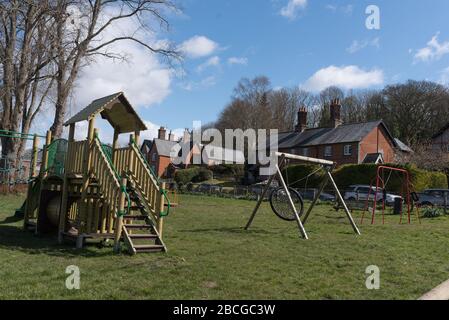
416;189;449;208
344;185;402;206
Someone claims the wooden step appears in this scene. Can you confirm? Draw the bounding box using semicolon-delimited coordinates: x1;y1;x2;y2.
128;234;158;240
133;245;165;253
123;215;147;220
124;224;153;229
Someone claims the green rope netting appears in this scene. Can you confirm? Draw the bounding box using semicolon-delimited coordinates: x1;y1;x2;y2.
46;139;68;177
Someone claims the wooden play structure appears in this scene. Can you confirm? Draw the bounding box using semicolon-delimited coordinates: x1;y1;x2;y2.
245;152;361;239
21;92;171;254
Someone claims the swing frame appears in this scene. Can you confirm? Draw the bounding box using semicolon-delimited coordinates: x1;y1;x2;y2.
245;152;361;239
360;165;421;225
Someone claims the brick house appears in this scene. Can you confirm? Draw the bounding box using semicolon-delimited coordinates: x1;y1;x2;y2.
143;127;202;178
142;127;245;178
277;100;411;166
431;122;449;161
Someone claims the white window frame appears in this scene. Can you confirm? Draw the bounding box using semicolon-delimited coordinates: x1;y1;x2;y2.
324;146;332;157
344;144;352;156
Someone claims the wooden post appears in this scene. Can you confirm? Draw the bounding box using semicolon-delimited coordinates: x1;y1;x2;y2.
30;135;39;178
114;177;127;253
80;119;95;233
158;182;166;239
40;130;52;176
134;130;140;146
23;135;40;227
112;130;119;165
275;163;308;239
58;124;76;243
128;134;135;174
245;155;285;230
326;169;361;235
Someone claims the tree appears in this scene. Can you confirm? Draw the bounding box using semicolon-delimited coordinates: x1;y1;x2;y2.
48;0;179;138
317;86;344;127
381;80;449;144
0;0;55;172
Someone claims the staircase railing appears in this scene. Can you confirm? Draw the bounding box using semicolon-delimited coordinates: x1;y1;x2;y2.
91;138;124;218
128;140;171;217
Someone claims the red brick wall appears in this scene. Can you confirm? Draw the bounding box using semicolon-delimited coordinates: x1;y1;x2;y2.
359;126;395;163
157;156;171;178
279;143;358;166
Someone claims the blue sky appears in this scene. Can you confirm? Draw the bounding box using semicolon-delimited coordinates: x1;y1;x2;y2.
60;0;449;143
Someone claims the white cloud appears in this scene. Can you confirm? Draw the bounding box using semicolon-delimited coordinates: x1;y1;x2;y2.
197;56;221;72
414;32;449;62
70;8;172;116
325;4;353;15
180;76;217;91
347;37;380;54
303;65;384;91
228;57;248;66
280;0;307;20
179;35;219;59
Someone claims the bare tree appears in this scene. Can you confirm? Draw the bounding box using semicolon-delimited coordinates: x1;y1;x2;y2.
381;81;449;144
0;1;55;173
48;0;179;138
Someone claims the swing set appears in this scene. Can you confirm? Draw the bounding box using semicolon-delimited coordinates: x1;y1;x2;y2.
245;152;361;239
360;165;421;225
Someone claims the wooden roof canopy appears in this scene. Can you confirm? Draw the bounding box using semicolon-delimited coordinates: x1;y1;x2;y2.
64;92;147;134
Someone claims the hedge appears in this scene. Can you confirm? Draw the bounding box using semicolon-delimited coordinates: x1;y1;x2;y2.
174;167;213;186
283;163;447;192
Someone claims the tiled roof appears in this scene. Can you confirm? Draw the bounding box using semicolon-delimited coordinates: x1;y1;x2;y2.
276;120;398;149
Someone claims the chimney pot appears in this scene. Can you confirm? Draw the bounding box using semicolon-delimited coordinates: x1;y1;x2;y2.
330;100;342;128
158;126;167;140
295;106;308;133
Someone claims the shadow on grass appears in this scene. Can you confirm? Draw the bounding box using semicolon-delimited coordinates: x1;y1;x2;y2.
180;226;277;235
0;225;114;258
0;215;23;225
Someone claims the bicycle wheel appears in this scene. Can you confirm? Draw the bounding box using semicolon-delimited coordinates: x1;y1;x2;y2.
269;187;304;221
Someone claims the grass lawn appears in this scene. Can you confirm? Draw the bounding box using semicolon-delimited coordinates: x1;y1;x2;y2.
1;193;449;300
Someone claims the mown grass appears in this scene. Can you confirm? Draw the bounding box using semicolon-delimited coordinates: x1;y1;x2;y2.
0;193;449;300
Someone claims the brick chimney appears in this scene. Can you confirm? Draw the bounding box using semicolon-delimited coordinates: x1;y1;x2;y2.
183;128;191;142
295;107;308;133
330;99;342;128
158;126;167;140
168;131;176;141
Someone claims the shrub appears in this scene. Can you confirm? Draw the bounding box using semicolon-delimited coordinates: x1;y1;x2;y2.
174;167;200;186
421;207;443;218
284;163;447;192
282;164;324;189
192;168;213;183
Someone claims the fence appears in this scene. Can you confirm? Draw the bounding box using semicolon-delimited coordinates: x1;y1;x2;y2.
173;183;449;215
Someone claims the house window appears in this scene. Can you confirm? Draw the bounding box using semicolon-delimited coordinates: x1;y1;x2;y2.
152;153;157;162
324;146;332;157
344;145;352;156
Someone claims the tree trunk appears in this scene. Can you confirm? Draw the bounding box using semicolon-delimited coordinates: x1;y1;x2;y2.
50;98;68;138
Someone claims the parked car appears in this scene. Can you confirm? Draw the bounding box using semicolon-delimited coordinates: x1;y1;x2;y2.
416;189;449;208
344;185;402;206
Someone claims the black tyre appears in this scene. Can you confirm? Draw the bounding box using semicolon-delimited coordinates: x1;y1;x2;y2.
269;187;304;221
